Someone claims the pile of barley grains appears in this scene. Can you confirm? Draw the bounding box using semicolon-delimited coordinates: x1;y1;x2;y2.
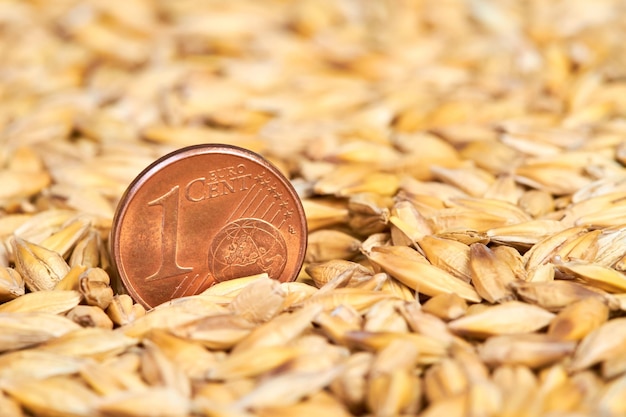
2;0;626;416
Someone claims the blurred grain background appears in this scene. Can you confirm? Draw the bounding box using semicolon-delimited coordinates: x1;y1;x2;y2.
2;0;626;416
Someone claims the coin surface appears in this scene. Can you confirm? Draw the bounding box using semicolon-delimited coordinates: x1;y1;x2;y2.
110;144;307;308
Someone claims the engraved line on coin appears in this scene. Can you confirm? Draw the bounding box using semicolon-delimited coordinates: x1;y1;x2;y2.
171;274;190;299
241;185;265;216
146;185;193;282
260;201;275;219
170;272;203;299
228;170;268;220
227;183;253;221
269;208;282;223
228;182;264;222
192;273;212;295
250;194;270;217
172;272;211;299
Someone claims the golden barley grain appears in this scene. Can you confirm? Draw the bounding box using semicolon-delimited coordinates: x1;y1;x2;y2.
554;229;601;263
208;346;300;381
53;265;87;291
78;268;114;310
570;318;626;372
450;197;531;224
329;351;372;411
423;358;468;404
254;391;353;417
0;171;51;205
0;350;84;382
486;219;565;248
418;235;472;283
0;312;81;353
228;276;285;323
466;381;502;417
39;327;138;360
13;237;70;292
558;261;626;293
362;299;408;334
448;301;555;338
231;304;322;354
305;230;361;263
601;348;626;380
0;290;81;314
3;376;99;417
305;260;373;289
144;329;217;380
418;394;466;417
377;274;415;301
39;217;90;258
69;230;101;268
491;365;542;417
140;339;191;397
400;302;461;348
483;175;524;205
343;331;447;365
428;207;511;234
421;293;468;321
430;166;495;198
0;390;24;417
366;245;481;302
170;313;256;350
66;305;114;329
512;280;607;312
347;193;392;236
523;226;588;270
547;297;609;341
79;360;148;396
236;367;343;410
200;274;269;297
305;288;394;314
0;266;24;301
526;263;556;283
301;199;350;231
366;339;421;416
106;294;146;327
479;334;576;369
469;243;516;303
594;228;626;268
313;310;361;345
120;296;228;337
97;388;191;417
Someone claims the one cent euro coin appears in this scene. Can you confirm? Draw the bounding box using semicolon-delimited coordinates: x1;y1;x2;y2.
110;144;307;309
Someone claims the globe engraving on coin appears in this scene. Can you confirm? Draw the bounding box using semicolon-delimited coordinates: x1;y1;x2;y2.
210;218;287;282
110;144;307;309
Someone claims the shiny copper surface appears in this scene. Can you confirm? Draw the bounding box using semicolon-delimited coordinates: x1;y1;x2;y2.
110;144;307;309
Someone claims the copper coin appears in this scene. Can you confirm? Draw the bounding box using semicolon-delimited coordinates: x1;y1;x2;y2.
110;144;307;309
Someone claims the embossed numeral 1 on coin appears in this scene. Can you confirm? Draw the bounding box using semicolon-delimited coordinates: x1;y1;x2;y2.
145;185;192;281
